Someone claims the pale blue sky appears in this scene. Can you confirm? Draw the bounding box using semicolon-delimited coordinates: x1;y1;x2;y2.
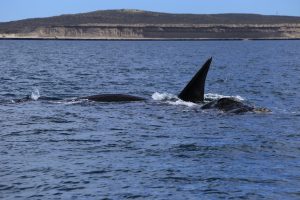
1;0;299;22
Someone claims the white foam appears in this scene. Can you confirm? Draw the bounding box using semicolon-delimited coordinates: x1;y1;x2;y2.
167;99;197;107
151;92;178;101
30;88;40;101
152;92;197;107
205;93;245;101
49;98;88;105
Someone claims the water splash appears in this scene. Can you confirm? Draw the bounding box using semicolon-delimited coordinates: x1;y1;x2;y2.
30;88;40;101
152;92;197;107
167;99;198;107
151;92;177;101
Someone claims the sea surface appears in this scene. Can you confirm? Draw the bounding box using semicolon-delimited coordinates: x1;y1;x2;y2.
0;40;300;199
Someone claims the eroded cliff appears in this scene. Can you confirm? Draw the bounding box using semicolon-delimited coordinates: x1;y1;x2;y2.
1;10;300;40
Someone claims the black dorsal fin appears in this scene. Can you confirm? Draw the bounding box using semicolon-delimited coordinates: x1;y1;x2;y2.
178;57;212;102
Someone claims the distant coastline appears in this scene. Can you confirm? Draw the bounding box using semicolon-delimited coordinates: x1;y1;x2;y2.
1;37;300;41
1;9;300;40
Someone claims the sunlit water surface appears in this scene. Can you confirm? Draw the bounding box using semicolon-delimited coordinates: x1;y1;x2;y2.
0;40;300;199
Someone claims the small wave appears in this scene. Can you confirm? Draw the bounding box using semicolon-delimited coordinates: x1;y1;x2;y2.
205;93;245;101
30;88;40;101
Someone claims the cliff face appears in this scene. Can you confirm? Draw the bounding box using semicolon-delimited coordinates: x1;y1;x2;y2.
2;24;299;40
1;10;300;40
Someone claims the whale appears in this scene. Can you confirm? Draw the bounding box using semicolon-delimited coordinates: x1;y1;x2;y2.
177;57;270;113
10;57;269;113
178;57;212;102
10;58;211;103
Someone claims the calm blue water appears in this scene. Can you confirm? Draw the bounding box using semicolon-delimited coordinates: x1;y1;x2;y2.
0;40;300;199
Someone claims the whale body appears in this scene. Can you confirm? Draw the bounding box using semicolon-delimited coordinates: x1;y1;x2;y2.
176;57;269;113
201;98;255;114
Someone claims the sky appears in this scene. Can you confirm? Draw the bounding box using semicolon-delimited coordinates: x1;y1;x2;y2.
0;0;299;22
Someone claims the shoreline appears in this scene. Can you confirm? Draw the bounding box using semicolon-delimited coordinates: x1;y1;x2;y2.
1;37;300;41
1;10;299;43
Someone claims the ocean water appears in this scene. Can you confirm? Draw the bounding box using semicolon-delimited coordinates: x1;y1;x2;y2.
0;40;300;199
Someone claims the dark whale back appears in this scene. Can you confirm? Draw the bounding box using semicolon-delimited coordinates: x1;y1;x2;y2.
178;57;212;103
201;98;254;113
